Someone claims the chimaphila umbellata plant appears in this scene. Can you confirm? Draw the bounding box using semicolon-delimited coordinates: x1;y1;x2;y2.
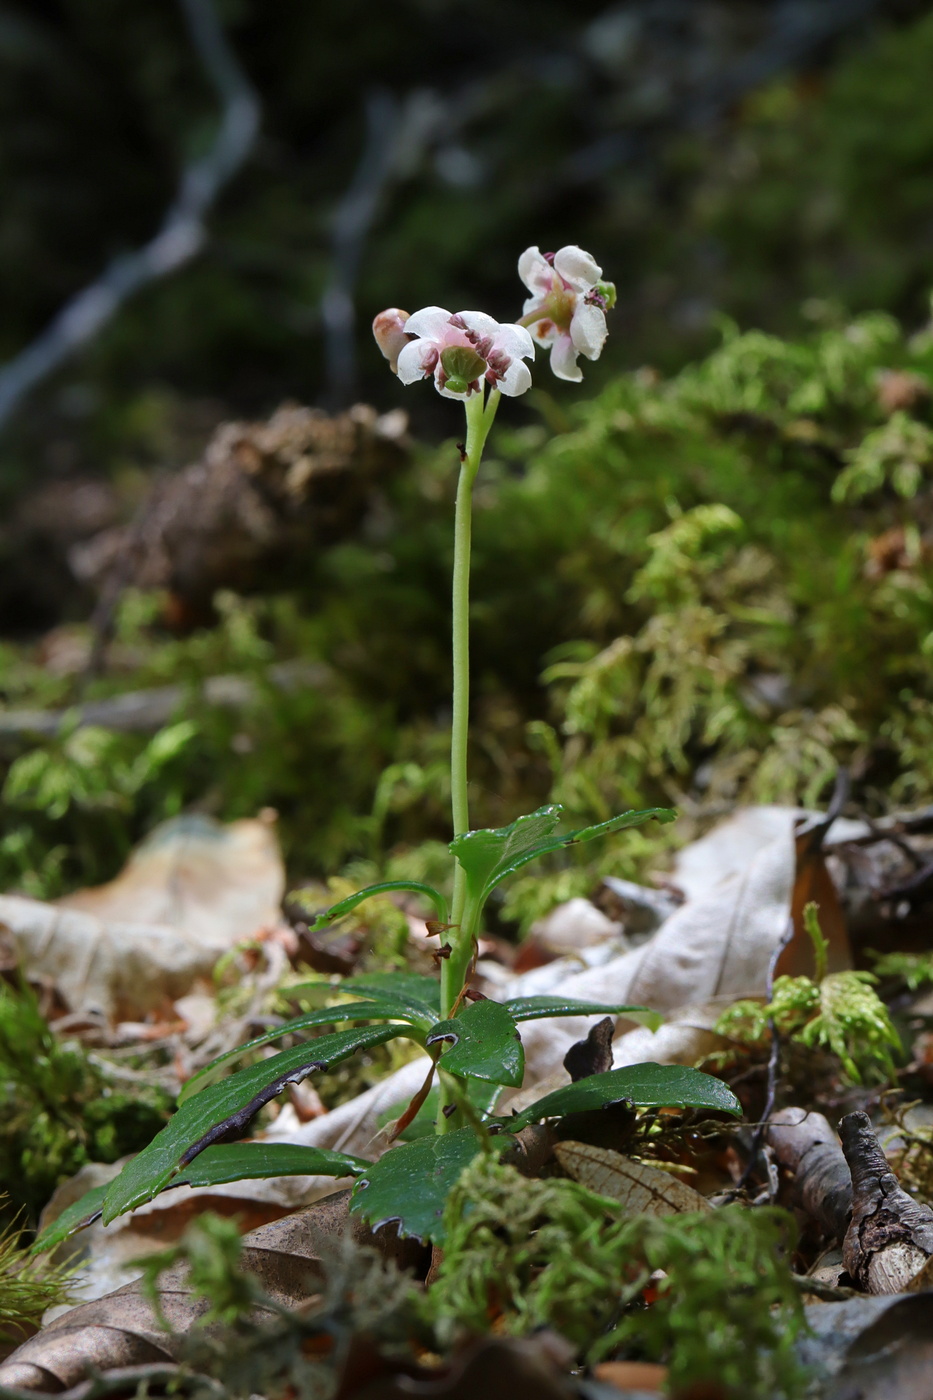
33;248;740;1256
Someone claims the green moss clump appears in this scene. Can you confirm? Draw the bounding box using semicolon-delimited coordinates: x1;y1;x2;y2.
0;1205;74;1350
425;1156;808;1399
0;982;172;1227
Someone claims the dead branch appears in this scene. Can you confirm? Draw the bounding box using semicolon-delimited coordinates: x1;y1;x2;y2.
0;0;259;432
0;662;328;741
840;1109;933;1294
767;1106;853;1243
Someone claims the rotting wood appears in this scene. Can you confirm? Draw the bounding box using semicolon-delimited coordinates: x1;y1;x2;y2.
840;1108;933;1294
767;1106;852;1243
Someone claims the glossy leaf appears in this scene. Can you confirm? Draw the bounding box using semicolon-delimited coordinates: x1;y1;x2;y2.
449;805;563;901
337;971;441;1019
349;1128;494;1243
292;880;447;931
102;1023;408;1223
31;1184;108;1254
503;996;663;1031
426;999;524;1087
450;804;676;903
381;1078;503;1141
32;1144;372;1254
502;1063;742;1132
179;999;426;1104
180;1142;370;1186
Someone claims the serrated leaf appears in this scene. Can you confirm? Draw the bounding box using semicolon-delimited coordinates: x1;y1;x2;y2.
503;996;663;1031
292;880;447;931
349;1128;492;1243
450;804;676;903
180;1142;370;1186
426;999;524;1087
102;1024;408;1223
31;1184;109;1254
179;999;426;1104
502;1063;741;1131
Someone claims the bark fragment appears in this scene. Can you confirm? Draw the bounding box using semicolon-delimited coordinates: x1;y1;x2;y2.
840;1109;933;1295
767;1106;853;1243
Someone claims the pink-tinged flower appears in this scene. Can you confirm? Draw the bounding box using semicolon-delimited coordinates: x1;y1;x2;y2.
372;308;411;374
518;245;616;382
395;308;535;400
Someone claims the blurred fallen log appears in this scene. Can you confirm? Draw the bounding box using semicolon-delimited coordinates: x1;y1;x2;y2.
72;402;409;632
0;661;328;741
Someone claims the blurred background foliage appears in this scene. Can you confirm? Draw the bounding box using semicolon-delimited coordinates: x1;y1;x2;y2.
2;0;933;929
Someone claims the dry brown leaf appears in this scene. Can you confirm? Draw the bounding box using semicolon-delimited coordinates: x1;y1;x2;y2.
591;1360;667;1393
554;1141;712;1216
0;1191;423;1391
0;814;284;1020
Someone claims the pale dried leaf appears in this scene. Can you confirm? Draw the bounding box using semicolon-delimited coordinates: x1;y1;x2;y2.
554;1141;712;1216
0;815;284;1020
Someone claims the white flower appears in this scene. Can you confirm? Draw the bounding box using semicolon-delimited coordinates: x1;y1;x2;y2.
394;307;535;400
518;245;615;382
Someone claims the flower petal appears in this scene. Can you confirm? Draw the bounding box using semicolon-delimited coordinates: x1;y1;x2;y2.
494;323;536;360
569;302;607;359
437;381;473;401
498;358;533;397
549;333;583;382
518;246;553;295
530;317;558;348
457;310;500;339
554;245;602;289
404;306;454;339
396;340;430;385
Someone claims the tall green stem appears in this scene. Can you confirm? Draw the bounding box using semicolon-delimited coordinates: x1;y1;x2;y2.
441;387;499;1028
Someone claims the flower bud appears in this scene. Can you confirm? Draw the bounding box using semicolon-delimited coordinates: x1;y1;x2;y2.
373;308;411;375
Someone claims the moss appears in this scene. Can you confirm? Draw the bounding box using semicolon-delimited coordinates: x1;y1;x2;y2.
425;1155;808;1398
0;982;172;1227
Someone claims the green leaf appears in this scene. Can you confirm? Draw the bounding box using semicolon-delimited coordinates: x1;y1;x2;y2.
502;1064;742;1131
450;805;563;901
31;1184;109;1254
349;1129;493;1243
292;881;447;931
450;804;676;903
338;972;441;1019
102;1024;408;1224
179;999;427;1104
379;1078;503;1141
32;1145;373;1252
426;999;524;1087
503;996;663;1031
180;1143;370;1186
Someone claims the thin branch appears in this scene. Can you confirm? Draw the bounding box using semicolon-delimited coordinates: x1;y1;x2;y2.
0;0;260;432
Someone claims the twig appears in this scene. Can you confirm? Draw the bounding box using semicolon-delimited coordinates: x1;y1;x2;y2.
728;915;795;1198
0;0;259;432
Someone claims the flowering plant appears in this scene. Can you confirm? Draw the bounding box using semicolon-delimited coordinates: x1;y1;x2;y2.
39;247;739;1255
